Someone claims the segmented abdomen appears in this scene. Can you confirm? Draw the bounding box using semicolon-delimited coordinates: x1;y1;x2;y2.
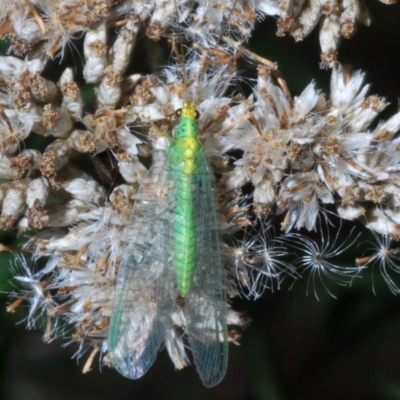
174;168;197;295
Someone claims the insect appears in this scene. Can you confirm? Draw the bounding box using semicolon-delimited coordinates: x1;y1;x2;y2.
107;99;228;386
105;3;243;381
106;0;246;386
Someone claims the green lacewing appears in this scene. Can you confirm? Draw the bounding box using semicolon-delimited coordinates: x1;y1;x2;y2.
107;1;242;387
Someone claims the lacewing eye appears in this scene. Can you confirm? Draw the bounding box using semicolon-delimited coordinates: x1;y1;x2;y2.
175;108;182;117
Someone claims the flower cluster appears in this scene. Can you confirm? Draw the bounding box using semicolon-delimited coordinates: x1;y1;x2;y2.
2;0;400;383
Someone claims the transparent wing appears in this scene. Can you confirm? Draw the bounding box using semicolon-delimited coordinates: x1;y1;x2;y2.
184;150;228;387
108;153;178;379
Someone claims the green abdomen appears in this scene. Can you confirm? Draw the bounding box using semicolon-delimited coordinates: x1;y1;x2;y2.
174;171;196;296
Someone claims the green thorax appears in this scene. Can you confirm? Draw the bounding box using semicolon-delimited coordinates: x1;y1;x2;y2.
176;102;199;139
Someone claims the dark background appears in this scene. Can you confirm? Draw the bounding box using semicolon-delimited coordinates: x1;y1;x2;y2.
1;1;400;399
